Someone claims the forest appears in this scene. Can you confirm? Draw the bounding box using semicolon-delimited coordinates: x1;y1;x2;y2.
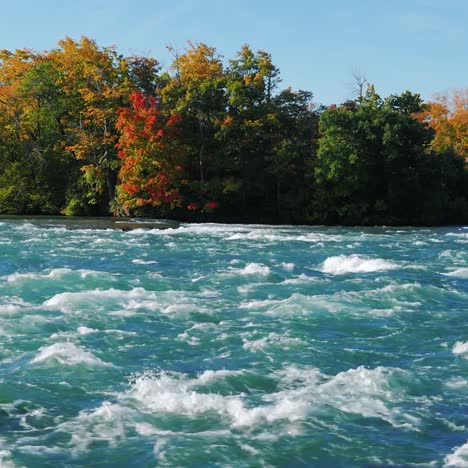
0;37;466;225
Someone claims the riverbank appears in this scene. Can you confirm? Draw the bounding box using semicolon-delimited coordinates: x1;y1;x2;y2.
0;215;180;231
1;214;467;230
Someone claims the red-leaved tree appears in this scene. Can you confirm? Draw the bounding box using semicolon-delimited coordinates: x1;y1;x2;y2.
115;90;185;215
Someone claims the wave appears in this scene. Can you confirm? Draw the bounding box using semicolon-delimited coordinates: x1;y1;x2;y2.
446;232;468;239
55;399;234;454
239;282;425;317
43;287;205;318
43;287;158;311
320;255;399;275
242;332;305;352
50;327;136;340
4;268;110;283
445;378;468;389
123;365;418;430
77;326;99;335
0;450;14;468
444;268;468;279
443;440;468;467
240;263;271;276
226;231;346;243
53;400;133;453
125;223;364;245
31;342;114;367
452;341;468;358
131;259;158;265
0;297;33;315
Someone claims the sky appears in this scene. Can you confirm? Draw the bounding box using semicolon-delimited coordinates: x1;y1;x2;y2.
1;0;467;105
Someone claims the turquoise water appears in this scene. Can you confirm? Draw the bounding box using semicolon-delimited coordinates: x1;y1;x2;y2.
0;219;467;467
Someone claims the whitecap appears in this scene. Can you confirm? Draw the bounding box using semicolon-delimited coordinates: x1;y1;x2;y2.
282;274;320;285
445;378;468;389
0;297;33;315
5;268;110;283
452;342;468;358
31;342;114;367
197;369;245;383
124;364;418;430
443;440;468;467
132;259;158;265
53;401;132;452
125;372;251;425
242;333;305;352
239;298;282;310
77;326;99;335
240;263;270;276
444;268;468;279
43;287;159;312
446;232;468;239
0;450;15;468
320;255;399;275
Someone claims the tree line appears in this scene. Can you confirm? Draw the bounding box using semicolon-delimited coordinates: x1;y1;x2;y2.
0;37;466;225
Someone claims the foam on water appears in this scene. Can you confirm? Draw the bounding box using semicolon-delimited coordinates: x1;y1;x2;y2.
77;326;99;335
0;297;33;315
240;263;271;276
31;342;114;367
444;441;468;467
4;268;107;283
242;333;305;352
444;268;468;278
445;378;468;389
43;287;157;310
42;287;203;317
121;364;418;430
52;401;133;453
132;259;158;265
1;220;467;466
125;372;253;426
0;450;15;468
446;232;468;239
452;342;468;358
320;255;399;274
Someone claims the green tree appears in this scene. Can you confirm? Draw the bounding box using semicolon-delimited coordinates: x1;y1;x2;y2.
0;51;75;213
162;42;227;214
223;45;281;220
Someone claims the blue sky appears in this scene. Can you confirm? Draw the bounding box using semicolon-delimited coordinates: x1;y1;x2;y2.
1;0;466;104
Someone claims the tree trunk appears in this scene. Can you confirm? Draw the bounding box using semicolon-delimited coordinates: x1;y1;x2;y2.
198;118;205;200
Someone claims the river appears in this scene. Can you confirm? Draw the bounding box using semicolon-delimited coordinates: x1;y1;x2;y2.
0;219;467;466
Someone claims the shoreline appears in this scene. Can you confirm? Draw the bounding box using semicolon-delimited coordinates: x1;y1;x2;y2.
0;215;466;230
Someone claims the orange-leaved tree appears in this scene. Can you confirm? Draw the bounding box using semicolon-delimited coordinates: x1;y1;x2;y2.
415;89;468;159
49;37;127;211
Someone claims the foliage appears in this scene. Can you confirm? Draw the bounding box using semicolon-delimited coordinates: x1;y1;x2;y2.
115;91;184;215
314;86;467;224
0;37;466;225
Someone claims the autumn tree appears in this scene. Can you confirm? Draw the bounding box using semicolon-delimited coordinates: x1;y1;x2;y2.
0;37;465;224
415;89;468;159
115;90;185;215
48;37;128;213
